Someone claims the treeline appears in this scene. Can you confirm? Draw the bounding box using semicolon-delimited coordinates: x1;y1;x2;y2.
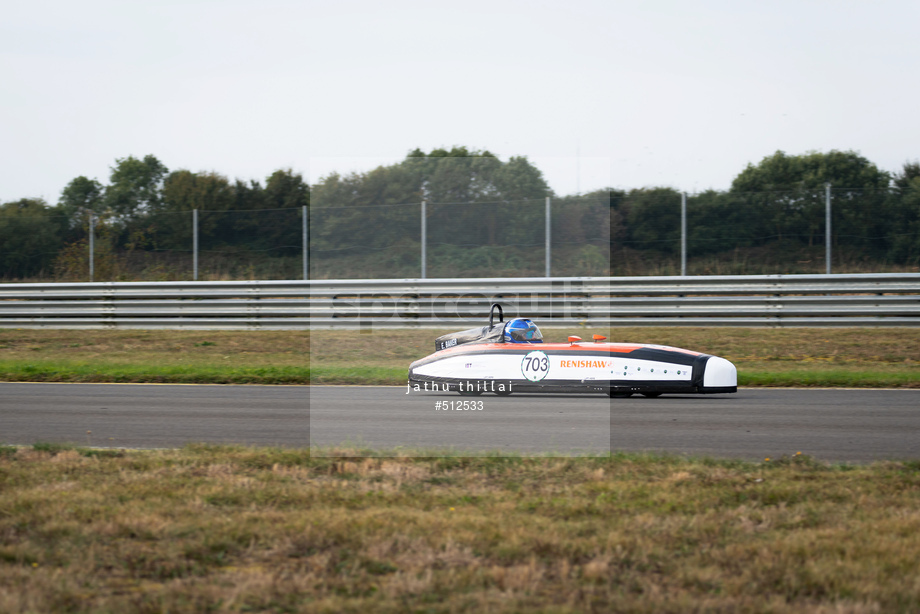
310;148;920;276
1;148;919;280
616;151;920;264
0;155;309;279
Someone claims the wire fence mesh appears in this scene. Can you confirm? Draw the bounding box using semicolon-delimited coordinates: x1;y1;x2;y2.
309;195;611;279
4;187;920;281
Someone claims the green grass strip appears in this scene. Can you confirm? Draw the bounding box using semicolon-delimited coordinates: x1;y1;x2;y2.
0;360;411;385
739;369;920;388
1;358;918;388
0;360;310;385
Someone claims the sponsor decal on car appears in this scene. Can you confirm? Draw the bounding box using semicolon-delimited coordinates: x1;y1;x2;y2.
559;359;612;369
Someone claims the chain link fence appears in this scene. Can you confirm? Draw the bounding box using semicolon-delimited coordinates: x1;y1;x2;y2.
309;194;611;279
5;188;920;281
606;187;917;276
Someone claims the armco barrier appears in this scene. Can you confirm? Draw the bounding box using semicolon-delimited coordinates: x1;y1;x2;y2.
1;274;920;329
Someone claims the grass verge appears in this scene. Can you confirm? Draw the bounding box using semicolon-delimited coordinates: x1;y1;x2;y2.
0;328;918;387
1;445;918;612
1;359;919;388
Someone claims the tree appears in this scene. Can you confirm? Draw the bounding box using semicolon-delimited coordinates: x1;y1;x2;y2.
162;170;234;212
308;148;553;276
311;148;551;252
493;156;553;201
254;169;310;254
686;190;768;256
551;189;615;248
888;162;920;263
103;154;169;222
56;176;105;244
894;160;920;191
0;198;64;278
409;148;550;249
146;168;310;254
309;167;419;259
730;150;893;254
623;188;682;254
59;176;104;218
220;179;267;248
150;170;234;249
731;150;891;192
408;147;550;204
265;169;310;209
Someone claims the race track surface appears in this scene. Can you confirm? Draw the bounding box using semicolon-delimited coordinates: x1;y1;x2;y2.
1;383;918;462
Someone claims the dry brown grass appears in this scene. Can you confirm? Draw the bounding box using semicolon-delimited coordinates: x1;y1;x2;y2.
0;329;310;367
8;327;915;366
1;328;919;387
0;445;919;612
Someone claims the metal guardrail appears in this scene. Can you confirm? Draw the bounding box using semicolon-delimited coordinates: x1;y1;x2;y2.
1;273;920;328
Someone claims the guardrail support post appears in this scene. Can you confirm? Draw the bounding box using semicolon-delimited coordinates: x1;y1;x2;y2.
825;183;832;275
681;192;687;276
545;196;551;277
302;205;309;280
421;200;427;279
88;211;95;282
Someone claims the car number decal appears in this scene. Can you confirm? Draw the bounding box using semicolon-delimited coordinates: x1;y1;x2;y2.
521;350;550;382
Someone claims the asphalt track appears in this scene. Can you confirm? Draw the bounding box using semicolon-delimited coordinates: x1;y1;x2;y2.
1;383;918;462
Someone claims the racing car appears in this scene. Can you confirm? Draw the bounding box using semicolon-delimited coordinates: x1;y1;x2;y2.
407;304;737;397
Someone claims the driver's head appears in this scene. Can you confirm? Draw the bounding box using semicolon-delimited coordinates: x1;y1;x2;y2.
503;318;544;343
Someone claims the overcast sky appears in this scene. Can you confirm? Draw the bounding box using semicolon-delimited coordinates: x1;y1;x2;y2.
2;0;918;203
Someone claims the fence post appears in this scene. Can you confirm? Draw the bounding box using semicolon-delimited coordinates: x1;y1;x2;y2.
193;209;199;281
825;183;832;275
681;192;687;276
302;205;309;281
421;200;427;279
88;211;94;282
545;196;551;277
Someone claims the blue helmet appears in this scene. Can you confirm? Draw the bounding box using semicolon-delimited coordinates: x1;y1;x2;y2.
503;318;543;343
